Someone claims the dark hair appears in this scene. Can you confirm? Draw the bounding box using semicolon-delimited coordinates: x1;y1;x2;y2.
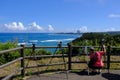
90;47;94;51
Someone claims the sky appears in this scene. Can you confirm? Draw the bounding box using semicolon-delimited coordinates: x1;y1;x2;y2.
0;0;120;33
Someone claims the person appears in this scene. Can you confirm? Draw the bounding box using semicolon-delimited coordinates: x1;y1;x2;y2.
88;45;106;74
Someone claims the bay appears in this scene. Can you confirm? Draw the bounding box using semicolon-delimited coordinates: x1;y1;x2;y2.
0;33;81;46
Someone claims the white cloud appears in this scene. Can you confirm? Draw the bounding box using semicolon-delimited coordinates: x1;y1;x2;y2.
1;22;56;32
48;25;54;31
28;22;44;31
106;27;115;31
105;27;120;31
4;22;26;31
77;26;87;33
108;14;120;18
18;22;26;30
2;22;45;32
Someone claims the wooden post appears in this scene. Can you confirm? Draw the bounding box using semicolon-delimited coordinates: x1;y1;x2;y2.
32;44;35;53
107;46;110;73
68;43;72;70
20;45;25;77
32;44;36;59
58;42;62;48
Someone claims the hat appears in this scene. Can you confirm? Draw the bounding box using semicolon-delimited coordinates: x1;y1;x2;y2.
90;47;94;51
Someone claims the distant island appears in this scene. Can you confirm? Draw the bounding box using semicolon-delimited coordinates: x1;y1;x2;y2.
57;31;120;34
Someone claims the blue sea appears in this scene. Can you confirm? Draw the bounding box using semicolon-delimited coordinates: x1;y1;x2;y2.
0;33;81;46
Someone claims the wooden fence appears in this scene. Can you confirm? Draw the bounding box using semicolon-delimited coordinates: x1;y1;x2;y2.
0;43;120;80
0;45;25;80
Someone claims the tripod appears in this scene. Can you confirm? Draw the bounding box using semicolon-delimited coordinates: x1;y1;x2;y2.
45;42;68;80
26;42;68;80
25;43;42;79
84;44;89;75
59;42;68;80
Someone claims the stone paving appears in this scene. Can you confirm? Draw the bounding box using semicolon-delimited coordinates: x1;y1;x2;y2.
27;70;120;80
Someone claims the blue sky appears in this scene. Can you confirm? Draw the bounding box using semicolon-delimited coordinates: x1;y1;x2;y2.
0;0;120;33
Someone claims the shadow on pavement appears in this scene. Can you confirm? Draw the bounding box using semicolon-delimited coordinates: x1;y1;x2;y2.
72;69;97;76
102;73;120;80
74;69;88;75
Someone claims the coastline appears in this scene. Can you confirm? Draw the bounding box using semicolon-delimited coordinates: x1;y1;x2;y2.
0;33;81;46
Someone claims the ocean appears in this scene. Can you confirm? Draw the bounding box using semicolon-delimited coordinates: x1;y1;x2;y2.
0;33;81;46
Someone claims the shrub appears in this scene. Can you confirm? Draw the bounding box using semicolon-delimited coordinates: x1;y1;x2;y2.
0;42;19;65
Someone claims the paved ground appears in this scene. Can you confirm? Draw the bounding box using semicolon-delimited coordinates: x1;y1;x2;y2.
27;70;120;80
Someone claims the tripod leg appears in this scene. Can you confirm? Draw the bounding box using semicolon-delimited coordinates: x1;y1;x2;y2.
61;48;68;80
25;46;41;79
85;46;89;75
45;47;58;71
26;51;33;68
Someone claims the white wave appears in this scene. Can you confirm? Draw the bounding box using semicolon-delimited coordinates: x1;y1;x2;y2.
18;42;33;46
18;42;27;45
41;38;75;43
41;39;61;42
62;38;74;41
29;40;39;43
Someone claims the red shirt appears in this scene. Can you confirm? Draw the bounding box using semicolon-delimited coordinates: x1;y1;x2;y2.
90;51;105;67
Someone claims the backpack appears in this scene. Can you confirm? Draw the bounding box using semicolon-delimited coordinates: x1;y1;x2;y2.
88;52;98;66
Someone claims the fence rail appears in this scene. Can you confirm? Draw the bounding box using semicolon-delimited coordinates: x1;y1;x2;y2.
0;47;23;55
0;45;24;80
0;44;120;80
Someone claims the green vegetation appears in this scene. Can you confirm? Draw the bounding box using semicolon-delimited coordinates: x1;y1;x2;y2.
0;42;52;65
0;42;19;65
71;32;120;54
0;41;66;65
71;32;120;46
